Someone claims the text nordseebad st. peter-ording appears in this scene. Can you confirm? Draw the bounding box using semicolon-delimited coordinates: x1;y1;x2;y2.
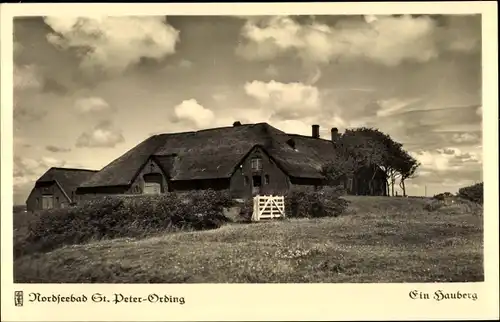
28;292;186;305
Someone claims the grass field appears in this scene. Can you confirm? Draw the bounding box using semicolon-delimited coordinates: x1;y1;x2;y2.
14;196;483;283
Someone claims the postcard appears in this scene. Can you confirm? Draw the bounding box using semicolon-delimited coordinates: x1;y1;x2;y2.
1;2;498;321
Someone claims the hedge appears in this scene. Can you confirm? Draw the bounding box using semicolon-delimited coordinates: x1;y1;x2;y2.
238;186;350;221
457;182;483;204
14;190;234;258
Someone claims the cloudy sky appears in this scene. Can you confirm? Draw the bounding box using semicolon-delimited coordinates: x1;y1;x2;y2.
12;14;482;204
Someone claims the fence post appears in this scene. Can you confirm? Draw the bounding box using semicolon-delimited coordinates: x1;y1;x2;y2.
252;196;256;222
270;196;274;219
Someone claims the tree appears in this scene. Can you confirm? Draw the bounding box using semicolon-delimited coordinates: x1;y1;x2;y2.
323;128;387;195
322;126;420;197
396;151;420;197
321;152;356;186
348;127;402;196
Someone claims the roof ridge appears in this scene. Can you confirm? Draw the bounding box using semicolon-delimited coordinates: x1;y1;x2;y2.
287;133;332;142
49;167;98;172
149;122;269;137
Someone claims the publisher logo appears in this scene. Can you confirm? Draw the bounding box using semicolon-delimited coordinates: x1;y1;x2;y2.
15;291;23;307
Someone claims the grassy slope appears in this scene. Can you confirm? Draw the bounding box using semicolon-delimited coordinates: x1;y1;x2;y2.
14;196;483;283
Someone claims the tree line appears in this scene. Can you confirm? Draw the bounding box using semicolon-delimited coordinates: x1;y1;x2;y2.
322;127;420;197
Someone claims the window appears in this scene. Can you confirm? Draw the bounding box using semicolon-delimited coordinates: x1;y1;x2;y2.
143;173;163;195
42;195;54;210
144;182;161;194
264;175;270;185
251;157;263;171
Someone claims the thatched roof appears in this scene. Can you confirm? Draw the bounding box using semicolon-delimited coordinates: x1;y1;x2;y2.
35;167;98;200
79;123;339;189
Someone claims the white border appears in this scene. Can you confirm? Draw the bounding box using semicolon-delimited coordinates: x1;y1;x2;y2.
1;2;498;321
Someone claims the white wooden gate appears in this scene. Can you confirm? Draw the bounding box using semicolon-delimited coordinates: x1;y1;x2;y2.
252;195;285;222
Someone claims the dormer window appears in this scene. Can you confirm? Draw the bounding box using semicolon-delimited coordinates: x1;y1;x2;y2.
42;195;54;210
251;157;262;171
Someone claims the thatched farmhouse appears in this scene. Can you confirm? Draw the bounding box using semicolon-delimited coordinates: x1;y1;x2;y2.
25;167;98;212
72;122;387;202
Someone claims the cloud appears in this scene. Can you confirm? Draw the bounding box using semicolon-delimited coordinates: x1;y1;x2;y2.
178;59;194;69
375;97;423;117
13;155;69;204
212;93;228;102
244;80;320;118
41;78;69;95
356;103;482;151
173;99;215;128
237;15;479;67
412;147;481;173
46;145;72;153
74;96;112;114
76;120;125;148
13;103;47;124
14;41;24;56
44;16;180;75
451;132;481;144
14;63;68;96
271;119;312;136
13;155;66;186
265;65;279;77
364;15;378;24
440;15;481;53
14;137;32;149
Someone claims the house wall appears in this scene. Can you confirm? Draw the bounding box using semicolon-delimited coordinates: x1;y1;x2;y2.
126;158;169;194
348;167;387;196
26;182;71;212
76;158;169;203
230;147;290;199
170;179;230;192
289;177;325;193
289;172;387;197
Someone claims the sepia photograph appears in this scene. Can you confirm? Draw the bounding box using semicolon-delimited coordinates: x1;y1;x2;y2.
11;13;485;284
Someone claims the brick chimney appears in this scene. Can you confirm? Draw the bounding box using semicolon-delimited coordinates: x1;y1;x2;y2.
331;127;339;142
312;124;320;138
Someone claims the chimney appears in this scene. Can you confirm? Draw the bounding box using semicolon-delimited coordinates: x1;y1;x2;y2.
312;124;320;138
233;121;242;127
331;127;339;142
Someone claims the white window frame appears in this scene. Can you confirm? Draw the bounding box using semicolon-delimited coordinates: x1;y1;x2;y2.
251;157;263;171
42;195;54;210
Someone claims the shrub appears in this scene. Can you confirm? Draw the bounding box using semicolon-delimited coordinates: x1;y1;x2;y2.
424;199;444;212
433;192;454;201
285;186;349;218
457;182;483;204
238;198;254;222
15;190;234;258
235;186;349;222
